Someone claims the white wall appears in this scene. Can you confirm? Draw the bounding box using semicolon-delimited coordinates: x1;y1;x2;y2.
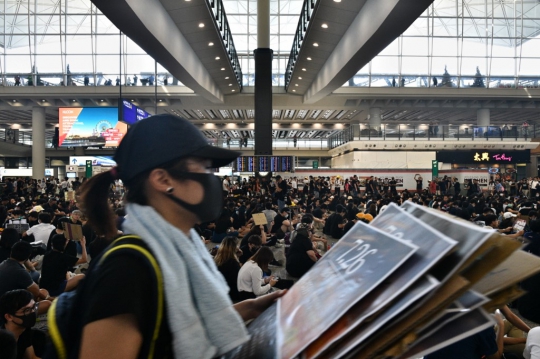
331;151;436;169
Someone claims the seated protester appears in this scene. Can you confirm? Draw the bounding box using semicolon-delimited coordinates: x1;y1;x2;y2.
0;242;50;304
239;224;267;248
0;228;20;264
211;210;238;244
26;212;39;228
425;313;504;359
286;221;318;278
271;207;291;234
0;329;17;359
214;236;241;302
330;205;348;240
68;210;83;225
237;247;277;300
499;212;518;234
261;202;277;229
46;218;76;257
22;212;55;246
0;289;47;359
39;235;87;297
239;235;262;265
524;219;540;255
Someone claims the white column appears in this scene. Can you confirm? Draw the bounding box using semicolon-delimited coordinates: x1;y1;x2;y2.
32;107;46;179
477;108;490;127
257;0;270;48
369;107;381;129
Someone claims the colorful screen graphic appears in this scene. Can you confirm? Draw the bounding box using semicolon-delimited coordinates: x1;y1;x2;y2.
59;108;128;147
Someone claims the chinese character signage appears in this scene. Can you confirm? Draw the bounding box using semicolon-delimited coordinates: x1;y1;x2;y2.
437;150;530;164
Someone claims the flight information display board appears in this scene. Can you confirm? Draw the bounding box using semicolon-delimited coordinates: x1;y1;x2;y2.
235;156;294;172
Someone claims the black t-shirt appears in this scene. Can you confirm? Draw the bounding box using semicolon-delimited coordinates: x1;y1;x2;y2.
416;179;423;189
271;213;287;233
0;259;33;298
46;232;77;258
84;253;173;359
39;250;79;291
217;258;241;301
0;327;47;359
275;180;288;200
331;214;345;239
286;233;314;278
238;244;257;264
312;207;324;219
389;180;397;189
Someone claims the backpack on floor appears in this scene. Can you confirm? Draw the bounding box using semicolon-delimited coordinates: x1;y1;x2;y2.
45;235;164;359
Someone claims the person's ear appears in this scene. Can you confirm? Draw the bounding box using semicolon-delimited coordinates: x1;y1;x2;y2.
147;168;175;195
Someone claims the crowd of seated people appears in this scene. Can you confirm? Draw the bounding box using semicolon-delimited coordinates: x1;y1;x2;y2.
2;171;540;358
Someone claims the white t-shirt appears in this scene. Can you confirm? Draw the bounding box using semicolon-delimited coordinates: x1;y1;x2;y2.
237;260;272;296
26;223;56;245
524;327;540;359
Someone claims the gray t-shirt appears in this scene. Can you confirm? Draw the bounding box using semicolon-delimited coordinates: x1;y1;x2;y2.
0;259;33;297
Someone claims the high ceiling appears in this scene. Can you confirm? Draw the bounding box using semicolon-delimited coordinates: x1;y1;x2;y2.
2;0;540;144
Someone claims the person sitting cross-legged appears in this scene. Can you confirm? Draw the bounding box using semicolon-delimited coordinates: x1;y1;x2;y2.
39;234;87;297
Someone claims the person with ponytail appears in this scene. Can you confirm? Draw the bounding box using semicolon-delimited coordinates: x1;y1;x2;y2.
76;115;285;359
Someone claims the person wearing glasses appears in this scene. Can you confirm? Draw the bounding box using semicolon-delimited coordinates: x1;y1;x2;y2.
0;289;46;359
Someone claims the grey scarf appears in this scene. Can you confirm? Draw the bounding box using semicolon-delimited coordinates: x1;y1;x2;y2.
123;203;249;359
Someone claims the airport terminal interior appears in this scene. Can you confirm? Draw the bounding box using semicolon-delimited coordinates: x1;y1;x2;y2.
0;0;540;181
2;1;540;358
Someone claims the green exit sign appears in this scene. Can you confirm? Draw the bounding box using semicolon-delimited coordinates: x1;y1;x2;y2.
313;160;319;169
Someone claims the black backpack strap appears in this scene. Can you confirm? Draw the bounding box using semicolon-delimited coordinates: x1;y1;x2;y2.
47;235;164;359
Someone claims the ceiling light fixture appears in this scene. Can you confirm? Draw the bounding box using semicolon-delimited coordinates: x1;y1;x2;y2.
225;77;230;79
302;68;306;71
295;84;298;86
229;84;233;86
298;77;302;80
321;23;328;28
199;23;205;28
307;57;312;60
292;90;296;92
313;42;319;47
221;68;225;71
208;42;214;46
215;56;220;60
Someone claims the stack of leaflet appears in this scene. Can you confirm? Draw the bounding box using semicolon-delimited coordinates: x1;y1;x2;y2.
222;202;540;359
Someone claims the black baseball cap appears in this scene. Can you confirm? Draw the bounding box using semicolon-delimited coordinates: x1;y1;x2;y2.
114;115;240;182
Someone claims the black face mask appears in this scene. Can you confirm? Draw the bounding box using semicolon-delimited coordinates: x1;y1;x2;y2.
166;172;223;222
12;311;37;329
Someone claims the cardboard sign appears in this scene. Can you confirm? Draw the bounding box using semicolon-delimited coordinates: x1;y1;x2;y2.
62;222;83;241
252;213;268;226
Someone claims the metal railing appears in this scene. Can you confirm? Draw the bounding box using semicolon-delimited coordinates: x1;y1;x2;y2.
328;124;538;149
284;0;317;90
207;0;243;90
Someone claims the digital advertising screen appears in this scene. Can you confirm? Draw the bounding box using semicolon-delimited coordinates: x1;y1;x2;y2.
59;108;128;147
119;99;151;125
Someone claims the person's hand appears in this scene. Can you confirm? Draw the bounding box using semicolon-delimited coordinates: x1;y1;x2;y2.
80;236;86;247
517;230;525;236
269;277;278;287
248;290;287;319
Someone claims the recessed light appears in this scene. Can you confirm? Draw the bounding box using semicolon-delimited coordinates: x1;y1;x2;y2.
333;0;341;2
12;100;16;103
42;99;46;102
321;23;328;28
295;84;299;86
221;68;225;71
293;90;296;92
232;90;235;92
159;99;163;102
298;77;302;80
225;77;229;79
229;84;233;86
72;100;76;102
215;56;220;60
313;42;319;47
199;23;205;28
302;68;306;71
100;99;104;102
208;42;214;46
307;57;312;60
